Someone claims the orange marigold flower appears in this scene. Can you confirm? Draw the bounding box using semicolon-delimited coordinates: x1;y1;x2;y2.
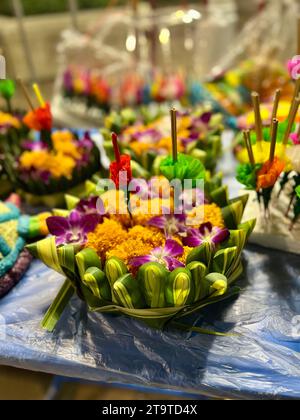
256;157;285;190
86;218;128;261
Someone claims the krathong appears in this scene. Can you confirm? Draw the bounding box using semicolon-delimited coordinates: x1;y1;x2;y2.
2;82;102;206
103;105;224;174
28;110;255;332
236;76;300;253
0;194;50;298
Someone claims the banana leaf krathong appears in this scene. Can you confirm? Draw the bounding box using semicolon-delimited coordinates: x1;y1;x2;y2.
28;170;255;332
102;106;224;175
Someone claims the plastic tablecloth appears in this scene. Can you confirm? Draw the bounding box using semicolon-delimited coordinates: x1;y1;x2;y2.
0;134;300;400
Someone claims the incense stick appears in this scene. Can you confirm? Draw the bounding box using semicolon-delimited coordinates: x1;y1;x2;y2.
269;118;278;162
170;108;178;163
271;89;281;121
283;96;300;145
270;89;281;137
17;78;35;111
32;83;46;107
251;92;263;144
243;130;255;166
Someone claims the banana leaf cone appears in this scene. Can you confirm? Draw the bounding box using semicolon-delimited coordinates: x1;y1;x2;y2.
166;268;195;307
138;262;168;308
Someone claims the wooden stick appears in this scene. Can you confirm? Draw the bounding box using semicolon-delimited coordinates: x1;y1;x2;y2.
170;108;178;163
251;92;263;143
271;89;281;121
17;78;35;111
243;130;255;166
270;89;281;137
283;96;300;145
269;118;278;162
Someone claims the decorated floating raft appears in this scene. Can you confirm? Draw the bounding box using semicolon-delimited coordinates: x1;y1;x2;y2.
0;82;104;207
28;111;255;332
0;194;50;298
102;105;224;174
236;62;300;254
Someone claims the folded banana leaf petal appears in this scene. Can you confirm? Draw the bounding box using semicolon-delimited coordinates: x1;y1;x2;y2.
222;200;244;229
138;262;168;308
166;268;195;307
186;261;208;302
83;267;111;302
105;257;128;304
204;272;228;298
27;237;64;275
114;273;146;309
212;246;238;276
210;185;229;208
76;248;102;279
186;241;213;267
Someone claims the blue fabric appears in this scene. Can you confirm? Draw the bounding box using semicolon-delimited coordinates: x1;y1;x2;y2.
0;246;299;399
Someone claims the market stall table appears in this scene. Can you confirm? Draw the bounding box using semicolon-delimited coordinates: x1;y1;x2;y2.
0;134;299;400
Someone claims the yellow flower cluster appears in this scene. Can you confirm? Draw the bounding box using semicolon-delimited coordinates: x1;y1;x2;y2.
0;112;21;129
187;203;225;229
19;131;84;179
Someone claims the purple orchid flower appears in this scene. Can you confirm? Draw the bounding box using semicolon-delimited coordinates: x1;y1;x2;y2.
75;196;106;217
79;131;94;150
199;112;212;124
22;140;48;151
183;222;230;248
148;212;187;237
130;239;184;271
46;211;100;246
133;128;162;144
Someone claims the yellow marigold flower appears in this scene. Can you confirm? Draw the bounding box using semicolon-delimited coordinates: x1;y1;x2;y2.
52;130;82;160
86;218;128;261
0;112;21;129
19;150;77;179
187;203;225;228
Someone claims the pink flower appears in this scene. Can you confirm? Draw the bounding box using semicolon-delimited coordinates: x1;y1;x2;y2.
287;56;300;80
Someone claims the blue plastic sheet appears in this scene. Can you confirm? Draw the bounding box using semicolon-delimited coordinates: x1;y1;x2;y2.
0;245;299;399
0;134;300;399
